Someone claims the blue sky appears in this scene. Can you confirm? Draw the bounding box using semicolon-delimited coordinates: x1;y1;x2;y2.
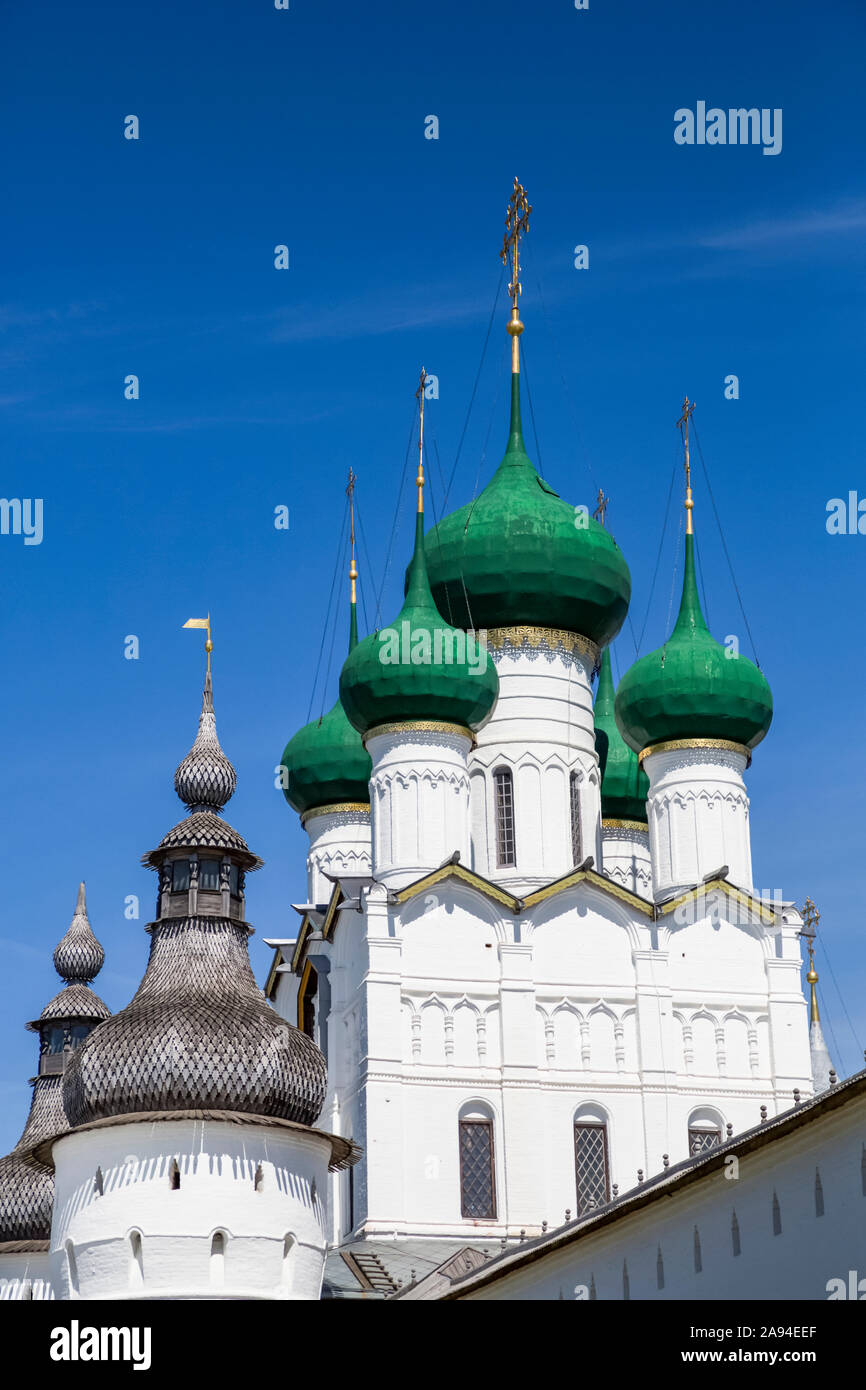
1;0;864;1149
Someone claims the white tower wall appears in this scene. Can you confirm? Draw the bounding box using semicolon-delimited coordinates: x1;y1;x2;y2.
0;1246;53;1301
644;743;753;900
367;726;472;889
471;632;602;890
51;1119;332;1301
601;821;652;898
303;808;371;903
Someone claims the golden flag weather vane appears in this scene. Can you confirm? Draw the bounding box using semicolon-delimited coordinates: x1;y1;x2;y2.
183;614;212;673
346;467;358;603
500;177;531;372
415;367;427;511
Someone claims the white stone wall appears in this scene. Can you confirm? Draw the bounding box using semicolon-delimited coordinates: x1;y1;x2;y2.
601;822;652;898
281;876;813;1247
51;1119;332;1300
304;808;371;904
367;728;472;888
471;639;602;889
451;1094;866;1300
0;1248;53;1301
644;745;753;899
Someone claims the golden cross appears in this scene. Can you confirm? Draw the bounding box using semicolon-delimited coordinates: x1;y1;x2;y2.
593;488;610;527
346;468;357;603
500;177;532;307
676;395;696;534
416;367;427;511
800;896;821;1020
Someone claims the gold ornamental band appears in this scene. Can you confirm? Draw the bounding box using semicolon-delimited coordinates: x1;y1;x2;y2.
300;801;370;826
486;625;599;664
637;737;751;766
602;818;649;832
363;719;476;747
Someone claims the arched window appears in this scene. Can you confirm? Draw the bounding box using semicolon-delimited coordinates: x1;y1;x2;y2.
459;1105;496;1219
169;1158;180;1191
574;1110;610;1215
171;859;190;892
687;1107;723;1155
69;1024;89;1050
47;1026;65;1055
210;1231;226;1287
129;1231;144;1289
254;1163;265;1193
493;767;516;868
570;771;582;866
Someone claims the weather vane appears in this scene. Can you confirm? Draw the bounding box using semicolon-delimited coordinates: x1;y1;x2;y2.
800;897;822;1023
182;614;212;673
677;395;696;534
500;178;532;371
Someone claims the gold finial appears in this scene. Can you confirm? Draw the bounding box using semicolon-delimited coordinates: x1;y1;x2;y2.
415;367;427;513
676;396;696;535
500;177;532;373
801;896;822;1023
183;614;212;673
346;467;358;603
593;488;610;528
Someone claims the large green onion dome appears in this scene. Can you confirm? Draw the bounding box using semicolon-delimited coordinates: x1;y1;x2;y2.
615;530;773;756
340;499;499;737
422;374;631;645
594;648;649;823
280;601;372;816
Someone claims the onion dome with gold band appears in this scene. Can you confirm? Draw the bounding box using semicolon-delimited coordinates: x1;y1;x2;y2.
594;648;649;824
422;179;630;646
615;399;773;757
280;479;372;817
340;372;499;738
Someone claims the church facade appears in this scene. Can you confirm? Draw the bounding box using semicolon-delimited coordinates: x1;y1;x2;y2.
0;185;841;1302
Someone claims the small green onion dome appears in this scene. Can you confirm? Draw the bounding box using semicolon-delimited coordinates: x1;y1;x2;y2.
340;504;499;736
280;603;372;816
615;531;773;755
594;648;649;823
422;374;631;645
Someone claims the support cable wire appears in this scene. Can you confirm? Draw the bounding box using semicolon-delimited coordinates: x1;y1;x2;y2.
306;499;350;723
536;276;601;497
636;461;679;656
354;501;374;638
520;339;543;472
373;398;420;631
441;266;505;514
691;418;762;669
819;934;863;1067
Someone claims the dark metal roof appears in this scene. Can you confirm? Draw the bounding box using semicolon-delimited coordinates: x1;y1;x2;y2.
52;883;105;983
63;916;328;1128
30;982;110;1029
173;671;238;813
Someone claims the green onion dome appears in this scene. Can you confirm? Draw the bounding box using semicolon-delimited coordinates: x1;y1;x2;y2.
340;502;499;737
280;602;372;816
615;531;773;756
594;648;649;823
422;374;631;645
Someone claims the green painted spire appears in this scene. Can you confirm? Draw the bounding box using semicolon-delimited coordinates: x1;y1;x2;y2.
594;648;649;824
280;593;372;817
340;499;499;737
422;372;631;642
615;531;773;755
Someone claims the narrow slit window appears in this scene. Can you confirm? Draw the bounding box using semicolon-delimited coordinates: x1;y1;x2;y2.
254;1163;265;1193
570;771;582;866
459;1119;496;1219
574;1121;610;1215
169;1159;180;1191
493;767;516;868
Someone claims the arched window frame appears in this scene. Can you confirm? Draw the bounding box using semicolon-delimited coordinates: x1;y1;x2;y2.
458;1101;497;1221
573;1103;611;1215
492;766;516;868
